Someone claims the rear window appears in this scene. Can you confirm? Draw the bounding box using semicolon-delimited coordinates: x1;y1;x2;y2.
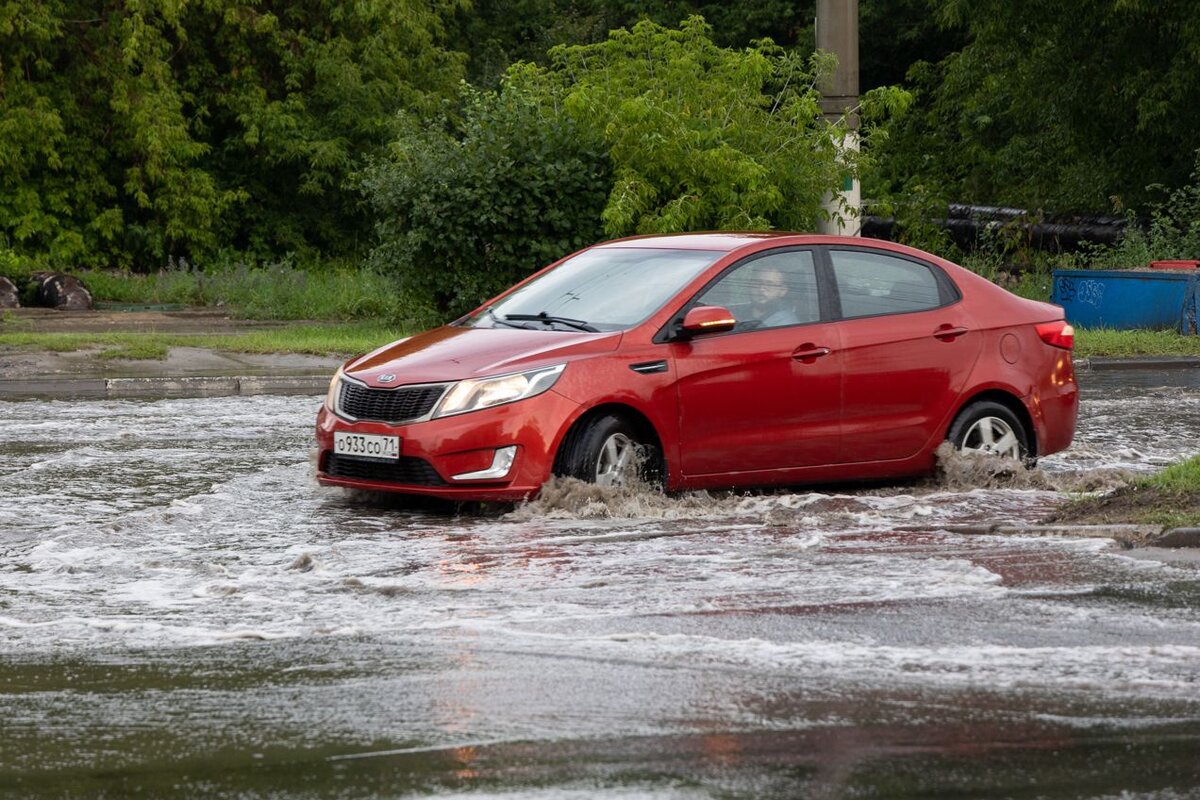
830;250;944;319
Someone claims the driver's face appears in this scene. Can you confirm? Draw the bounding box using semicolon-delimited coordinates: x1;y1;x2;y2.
753;270;787;303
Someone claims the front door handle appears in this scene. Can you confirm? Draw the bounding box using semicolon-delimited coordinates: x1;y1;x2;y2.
792;344;832;362
933;325;969;341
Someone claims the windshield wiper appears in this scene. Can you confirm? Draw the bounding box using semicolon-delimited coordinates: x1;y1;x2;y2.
503;312;599;333
485;307;538;330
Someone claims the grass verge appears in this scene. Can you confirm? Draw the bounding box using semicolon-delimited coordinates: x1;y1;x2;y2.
1075;328;1200;358
0;322;406;360
1049;455;1200;528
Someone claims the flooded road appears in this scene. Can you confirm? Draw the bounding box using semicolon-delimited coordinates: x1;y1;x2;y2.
1;369;1199;798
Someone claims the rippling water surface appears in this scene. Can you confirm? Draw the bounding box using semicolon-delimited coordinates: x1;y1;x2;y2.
1;370;1198;798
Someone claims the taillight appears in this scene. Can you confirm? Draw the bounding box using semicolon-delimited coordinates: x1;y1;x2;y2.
1036;320;1075;350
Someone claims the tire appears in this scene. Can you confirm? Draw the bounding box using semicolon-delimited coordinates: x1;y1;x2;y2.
947;401;1033;465
556;414;661;488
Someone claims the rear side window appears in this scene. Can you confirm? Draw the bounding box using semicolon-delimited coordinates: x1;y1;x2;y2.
830;250;944;319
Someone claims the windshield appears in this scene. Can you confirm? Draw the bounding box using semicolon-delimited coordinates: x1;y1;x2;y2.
462;247;723;332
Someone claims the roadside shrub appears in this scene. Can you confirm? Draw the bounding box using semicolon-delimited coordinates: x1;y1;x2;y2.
362;77;611;321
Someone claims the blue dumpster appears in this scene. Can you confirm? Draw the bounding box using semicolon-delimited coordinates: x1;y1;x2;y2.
1051;269;1199;333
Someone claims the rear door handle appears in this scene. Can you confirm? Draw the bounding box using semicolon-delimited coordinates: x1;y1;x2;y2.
933;325;969;341
792;344;832;362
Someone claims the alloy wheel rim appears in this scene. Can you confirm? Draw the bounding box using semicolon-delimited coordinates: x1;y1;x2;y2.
595;433;636;487
961;416;1021;459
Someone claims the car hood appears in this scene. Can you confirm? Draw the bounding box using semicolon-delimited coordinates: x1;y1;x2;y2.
344;325;623;387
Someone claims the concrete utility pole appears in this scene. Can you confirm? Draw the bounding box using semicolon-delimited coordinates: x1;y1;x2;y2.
815;0;861;236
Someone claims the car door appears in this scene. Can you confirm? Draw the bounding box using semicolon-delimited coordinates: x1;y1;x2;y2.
670;249;843;476
827;247;982;463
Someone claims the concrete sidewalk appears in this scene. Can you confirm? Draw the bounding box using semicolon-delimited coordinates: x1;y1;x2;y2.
0;347;341;399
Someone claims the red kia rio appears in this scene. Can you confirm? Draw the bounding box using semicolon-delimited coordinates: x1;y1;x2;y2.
316;234;1077;500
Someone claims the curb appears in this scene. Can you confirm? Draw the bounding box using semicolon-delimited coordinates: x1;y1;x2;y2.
0;375;329;400
1083;356;1200;371
897;523;1199;549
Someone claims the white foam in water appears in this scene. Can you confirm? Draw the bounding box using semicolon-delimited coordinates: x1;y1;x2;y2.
480;630;1200;698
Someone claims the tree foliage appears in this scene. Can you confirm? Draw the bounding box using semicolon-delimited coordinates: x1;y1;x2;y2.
549;16;885;236
876;0;1200;215
0;0;463;268
449;0;814;87
365;16;909;320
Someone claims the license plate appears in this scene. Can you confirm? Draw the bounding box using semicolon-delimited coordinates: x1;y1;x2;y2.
334;432;400;460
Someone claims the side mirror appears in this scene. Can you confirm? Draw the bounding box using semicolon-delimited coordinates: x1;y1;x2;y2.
679;305;737;337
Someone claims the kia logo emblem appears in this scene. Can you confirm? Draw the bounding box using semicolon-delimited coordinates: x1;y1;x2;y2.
378;374;397;383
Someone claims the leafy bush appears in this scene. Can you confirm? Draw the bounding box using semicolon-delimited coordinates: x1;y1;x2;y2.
0;248;42;283
362;76;611;321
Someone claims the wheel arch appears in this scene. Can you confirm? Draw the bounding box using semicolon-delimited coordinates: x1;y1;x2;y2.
551;402;666;476
946;389;1039;459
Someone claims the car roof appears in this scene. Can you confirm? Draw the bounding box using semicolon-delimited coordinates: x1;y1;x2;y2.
596;232;885;252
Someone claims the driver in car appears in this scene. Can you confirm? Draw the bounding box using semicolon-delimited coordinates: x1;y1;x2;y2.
746;267;800;328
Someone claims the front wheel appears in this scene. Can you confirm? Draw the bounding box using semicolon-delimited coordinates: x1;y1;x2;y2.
556;414;660;488
947;401;1032;465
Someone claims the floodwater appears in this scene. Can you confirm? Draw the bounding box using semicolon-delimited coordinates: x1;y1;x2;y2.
1;369;1198;798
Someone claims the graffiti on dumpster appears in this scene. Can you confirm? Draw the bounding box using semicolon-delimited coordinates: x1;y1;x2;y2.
1055;277;1105;307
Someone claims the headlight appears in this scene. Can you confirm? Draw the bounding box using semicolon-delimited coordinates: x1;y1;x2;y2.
325;366;344;412
434;364;565;418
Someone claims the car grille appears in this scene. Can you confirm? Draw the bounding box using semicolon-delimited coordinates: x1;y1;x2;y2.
338;382;448;423
322;453;447;486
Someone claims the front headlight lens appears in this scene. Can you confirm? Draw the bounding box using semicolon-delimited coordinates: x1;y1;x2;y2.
325;366;344;412
434;364;565;418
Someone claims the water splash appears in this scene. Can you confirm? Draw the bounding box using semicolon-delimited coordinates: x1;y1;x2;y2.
505;476;735;521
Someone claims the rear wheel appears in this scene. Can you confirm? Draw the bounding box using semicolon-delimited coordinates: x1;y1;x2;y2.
556;414;660;488
947;401;1032;464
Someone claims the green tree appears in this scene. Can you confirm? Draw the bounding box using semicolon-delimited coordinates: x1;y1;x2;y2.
0;0;463;268
181;0;466;257
549;16;904;235
0;0;233;265
449;1;961;92
877;0;1200;215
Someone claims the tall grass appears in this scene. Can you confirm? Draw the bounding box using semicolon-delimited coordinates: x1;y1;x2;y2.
77;258;422;322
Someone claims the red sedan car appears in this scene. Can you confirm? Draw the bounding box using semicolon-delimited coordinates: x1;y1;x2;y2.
316;234;1077;500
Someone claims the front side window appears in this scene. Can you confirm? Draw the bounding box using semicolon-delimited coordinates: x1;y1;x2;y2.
830;250;944;319
695;250;819;331
462;247;723;332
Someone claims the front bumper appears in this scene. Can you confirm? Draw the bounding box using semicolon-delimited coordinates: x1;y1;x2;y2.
315;389;581;501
